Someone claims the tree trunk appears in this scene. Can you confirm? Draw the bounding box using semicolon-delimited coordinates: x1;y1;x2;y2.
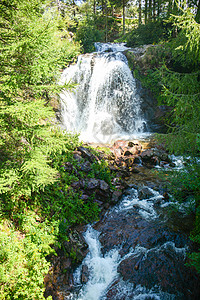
195;0;200;23
148;0;152;22
102;0;105;15
145;0;148;24
138;0;142;25
167;0;172;17
157;0;160;18
123;0;125;35
105;0;108;42
153;0;156;21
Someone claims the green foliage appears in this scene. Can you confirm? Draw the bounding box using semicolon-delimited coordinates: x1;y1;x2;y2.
189;207;200;274
164;161;200;203
161;161;200;274
119;21;171;47
157;66;200;155
0;0;80;198
0;140;112;298
0;214;55;300
75;16;104;52
169;8;200;67
0;1;85;298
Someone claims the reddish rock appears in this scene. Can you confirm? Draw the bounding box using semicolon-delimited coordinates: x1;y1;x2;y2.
124;146;139;156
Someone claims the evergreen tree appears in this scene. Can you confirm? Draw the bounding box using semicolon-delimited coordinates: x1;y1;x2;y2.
0;0;80;198
159;8;200;154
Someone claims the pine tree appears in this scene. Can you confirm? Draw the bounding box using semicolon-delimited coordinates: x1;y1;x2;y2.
159;9;200;154
0;0;80;198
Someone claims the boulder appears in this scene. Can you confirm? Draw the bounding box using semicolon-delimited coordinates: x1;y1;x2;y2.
99;180;110;193
140;148;171;165
138;186;156;200
118;243;198;297
79;161;92;173
87;178;99;189
111;190;123;204
81;264;90;284
77;146;99;163
111;140;142;158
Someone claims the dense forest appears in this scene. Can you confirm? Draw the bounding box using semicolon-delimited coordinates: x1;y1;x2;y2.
0;0;200;299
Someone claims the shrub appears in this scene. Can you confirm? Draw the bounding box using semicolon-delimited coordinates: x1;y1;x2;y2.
0;214;55;300
75;17;104;52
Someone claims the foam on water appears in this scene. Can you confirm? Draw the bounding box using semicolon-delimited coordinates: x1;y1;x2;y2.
115;187;164;220
66;226;186;300
60;43;148;143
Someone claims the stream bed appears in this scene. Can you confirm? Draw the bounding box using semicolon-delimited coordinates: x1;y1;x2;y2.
59;42;200;300
65;182;199;300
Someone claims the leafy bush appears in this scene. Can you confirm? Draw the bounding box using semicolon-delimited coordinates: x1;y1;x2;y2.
0;0;81;199
75;17;104;52
0;214;55;300
159;161;200;274
118;21;172;47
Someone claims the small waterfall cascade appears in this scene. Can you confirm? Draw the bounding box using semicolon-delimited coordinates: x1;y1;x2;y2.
65;186;195;300
60;42;147;143
71;226;120;300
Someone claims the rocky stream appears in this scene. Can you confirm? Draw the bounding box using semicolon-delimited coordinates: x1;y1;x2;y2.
45;139;200;300
45;43;200;299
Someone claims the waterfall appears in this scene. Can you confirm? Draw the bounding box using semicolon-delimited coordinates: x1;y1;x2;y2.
66;225;184;300
60;43;147;143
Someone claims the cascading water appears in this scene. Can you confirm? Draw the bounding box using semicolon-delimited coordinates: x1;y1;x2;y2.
66;187;191;300
60;43;147;143
58;43;199;300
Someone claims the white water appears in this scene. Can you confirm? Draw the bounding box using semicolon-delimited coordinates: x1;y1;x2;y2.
66;226;185;300
67;226;120;300
60;43;147;143
115;187;164;220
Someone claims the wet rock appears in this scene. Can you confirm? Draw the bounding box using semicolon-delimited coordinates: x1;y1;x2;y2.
77;146;99;163
124;157;135;167
94;207;190;257
87;178;99;189
133;156;142;164
111;140;142;158
124;146;139;156
138;186;156;199
140;149;157;165
111;190;123;204
163;192;170;200
118;242;199;297
81;265;90;284
129;167;140;174
113;140;128;149
79;161;92;172
140;148;171;166
112;148;122;158
63;230;89;264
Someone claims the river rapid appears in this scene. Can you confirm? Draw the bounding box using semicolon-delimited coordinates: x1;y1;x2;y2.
64;170;199;299
58;43;200;300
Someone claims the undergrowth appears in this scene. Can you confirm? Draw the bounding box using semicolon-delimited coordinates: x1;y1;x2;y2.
0;138;113;299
